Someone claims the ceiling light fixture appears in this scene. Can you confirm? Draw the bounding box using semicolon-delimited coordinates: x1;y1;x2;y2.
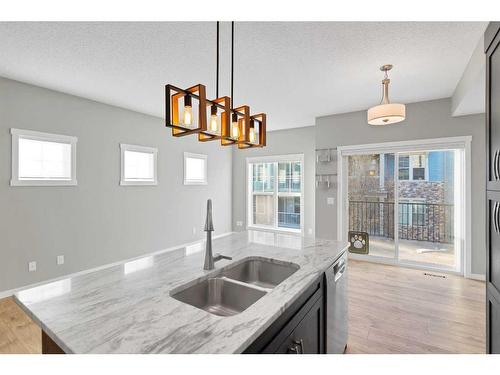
367;64;406;126
165;22;266;148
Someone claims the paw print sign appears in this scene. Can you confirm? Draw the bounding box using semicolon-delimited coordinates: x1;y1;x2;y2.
348;231;369;254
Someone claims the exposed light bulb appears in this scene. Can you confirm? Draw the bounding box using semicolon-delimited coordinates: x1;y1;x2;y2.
183;106;193;126
183;94;193;127
249;126;256;143
209;104;219;133
231;113;239;139
210;115;218;132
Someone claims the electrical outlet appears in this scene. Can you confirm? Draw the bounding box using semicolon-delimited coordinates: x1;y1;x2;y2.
236;221;243;227
57;255;65;265
28;261;37;272
308;228;313;235
327;197;335;205
192;227;197;235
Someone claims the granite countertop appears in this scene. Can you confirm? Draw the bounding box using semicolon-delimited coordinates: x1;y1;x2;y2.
14;231;348;353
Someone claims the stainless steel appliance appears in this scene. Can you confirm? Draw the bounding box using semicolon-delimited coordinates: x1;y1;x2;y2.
325;250;348;354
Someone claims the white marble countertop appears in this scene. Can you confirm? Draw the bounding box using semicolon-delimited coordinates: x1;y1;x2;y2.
14;231;348;353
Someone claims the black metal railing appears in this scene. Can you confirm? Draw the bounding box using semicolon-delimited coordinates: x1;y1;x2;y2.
278;212;300;229
349;200;454;243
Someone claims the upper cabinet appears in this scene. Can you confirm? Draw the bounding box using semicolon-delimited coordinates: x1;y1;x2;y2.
486;23;500;190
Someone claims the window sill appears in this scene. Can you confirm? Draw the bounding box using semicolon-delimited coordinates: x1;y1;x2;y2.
247;225;302;235
184;181;208;186
120;180;158;186
11;179;77;187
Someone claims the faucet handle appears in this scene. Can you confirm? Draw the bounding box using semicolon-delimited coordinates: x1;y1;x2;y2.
213;253;232;262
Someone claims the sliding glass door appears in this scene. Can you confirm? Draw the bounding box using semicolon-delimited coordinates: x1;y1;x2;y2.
347;153;396;258
397;150;459;269
343;143;466;273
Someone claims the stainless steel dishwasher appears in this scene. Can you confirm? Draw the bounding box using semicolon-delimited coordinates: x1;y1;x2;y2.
325;250;348;354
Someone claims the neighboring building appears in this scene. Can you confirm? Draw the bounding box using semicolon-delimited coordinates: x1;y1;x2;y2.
348;151;454;243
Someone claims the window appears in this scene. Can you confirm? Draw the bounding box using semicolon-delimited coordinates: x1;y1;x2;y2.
120;144;158;186
248;155;303;233
399;199;426;226
398;156;410;180
184;152;207;185
398;153;428;181
11;128;77;186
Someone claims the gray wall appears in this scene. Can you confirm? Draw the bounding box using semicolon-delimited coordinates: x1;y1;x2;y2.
0;77;232;292
315;98;486;275
232;127;316;236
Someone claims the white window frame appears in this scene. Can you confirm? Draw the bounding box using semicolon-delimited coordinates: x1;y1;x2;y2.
10;128;78;187
246;154;304;234
120;143;158;186
337;136;472;277
184;152;208;185
399;153;429;181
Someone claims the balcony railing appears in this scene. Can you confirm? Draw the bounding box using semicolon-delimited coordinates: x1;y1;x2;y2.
349;200;454;243
278;212;300;229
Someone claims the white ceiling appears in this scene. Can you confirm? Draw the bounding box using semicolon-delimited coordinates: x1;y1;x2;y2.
0;22;487;131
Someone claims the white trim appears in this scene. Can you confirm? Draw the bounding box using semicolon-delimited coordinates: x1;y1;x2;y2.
468;273;486;281
246;154;305;234
337;136;472;155
183;152;208;185
246;153;305;164
338;136;472;276
10;128;78;187
120;143;158;186
0;232;234;300
464;138;473;279
348;252;463;276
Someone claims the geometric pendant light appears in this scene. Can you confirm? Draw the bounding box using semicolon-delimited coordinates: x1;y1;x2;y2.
367;64;406;126
165;21;266;148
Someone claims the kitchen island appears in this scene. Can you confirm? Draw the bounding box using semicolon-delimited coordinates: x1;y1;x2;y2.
14;231;348;354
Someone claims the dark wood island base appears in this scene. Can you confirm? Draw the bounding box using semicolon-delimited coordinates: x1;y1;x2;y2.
42;331;65;354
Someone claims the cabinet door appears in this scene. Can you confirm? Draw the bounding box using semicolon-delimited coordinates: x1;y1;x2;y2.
486;24;500;190
488;192;500;293
488;289;500;353
488;191;500;354
275;296;324;354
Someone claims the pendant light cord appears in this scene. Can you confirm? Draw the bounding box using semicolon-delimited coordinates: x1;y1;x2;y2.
231;21;234;108
216;21;219;99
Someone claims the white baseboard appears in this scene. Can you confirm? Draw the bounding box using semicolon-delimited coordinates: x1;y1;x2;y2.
0;231;234;300
467;273;486;281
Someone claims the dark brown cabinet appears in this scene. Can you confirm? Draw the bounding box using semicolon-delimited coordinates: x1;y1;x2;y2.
274;296;324;354
487;24;500;190
485;22;500;354
243;276;325;354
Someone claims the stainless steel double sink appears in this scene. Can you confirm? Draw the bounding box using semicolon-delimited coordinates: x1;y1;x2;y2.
170;257;299;317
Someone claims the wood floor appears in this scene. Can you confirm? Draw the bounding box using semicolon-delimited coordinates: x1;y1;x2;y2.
346;260;485;353
0;260;485;354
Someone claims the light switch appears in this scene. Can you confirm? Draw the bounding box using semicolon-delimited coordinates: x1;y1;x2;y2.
57;255;65;265
327;197;335;205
